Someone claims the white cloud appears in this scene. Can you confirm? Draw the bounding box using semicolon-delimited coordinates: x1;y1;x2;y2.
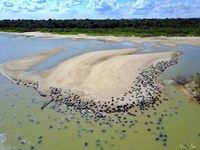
151;0;197;18
48;0;85;12
133;0;154;10
3;1;14;8
0;0;49;12
32;0;47;4
69;0;86;6
196;0;200;8
0;0;200;19
118;0;200;18
88;0;119;12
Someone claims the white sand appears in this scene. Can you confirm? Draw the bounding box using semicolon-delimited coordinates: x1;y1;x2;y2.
0;47;175;104
6;31;200;47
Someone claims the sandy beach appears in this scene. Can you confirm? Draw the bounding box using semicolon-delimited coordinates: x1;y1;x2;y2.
4;31;200;47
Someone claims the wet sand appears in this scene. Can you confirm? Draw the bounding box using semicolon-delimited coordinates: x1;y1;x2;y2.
5;31;200;47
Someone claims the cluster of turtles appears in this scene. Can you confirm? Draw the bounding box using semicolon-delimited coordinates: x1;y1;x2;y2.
10;51;182;121
43;51;181;117
5;51;200;149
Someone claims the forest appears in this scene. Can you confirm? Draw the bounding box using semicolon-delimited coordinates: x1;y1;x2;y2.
0;18;200;37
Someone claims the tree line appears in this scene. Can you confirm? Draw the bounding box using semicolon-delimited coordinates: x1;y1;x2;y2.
0;18;200;36
0;18;199;29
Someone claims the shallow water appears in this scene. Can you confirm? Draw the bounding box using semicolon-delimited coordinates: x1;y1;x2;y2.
0;33;200;150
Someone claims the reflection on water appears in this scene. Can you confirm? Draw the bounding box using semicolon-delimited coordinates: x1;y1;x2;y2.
0;33;200;150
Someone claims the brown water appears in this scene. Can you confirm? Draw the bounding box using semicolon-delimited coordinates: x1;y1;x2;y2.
0;33;200;150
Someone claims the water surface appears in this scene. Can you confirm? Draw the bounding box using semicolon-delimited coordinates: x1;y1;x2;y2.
0;33;200;150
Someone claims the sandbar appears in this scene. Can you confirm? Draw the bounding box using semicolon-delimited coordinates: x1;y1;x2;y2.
4;31;200;47
0;46;181;113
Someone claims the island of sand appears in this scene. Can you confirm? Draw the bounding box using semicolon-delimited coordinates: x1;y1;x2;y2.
10;32;200;47
0;47;182;114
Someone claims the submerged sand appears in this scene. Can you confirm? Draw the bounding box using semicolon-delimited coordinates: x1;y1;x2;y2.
0;46;180;108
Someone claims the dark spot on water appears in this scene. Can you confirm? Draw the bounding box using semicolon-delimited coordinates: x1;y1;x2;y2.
38;139;42;144
17;136;22;141
122;130;126;133
29;118;34;123
96;139;100;143
20;140;26;145
101;129;106;133
31;145;35;149
155;137;159;141
84;142;88;146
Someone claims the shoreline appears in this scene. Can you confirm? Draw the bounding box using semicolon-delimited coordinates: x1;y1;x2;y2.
1;31;200;47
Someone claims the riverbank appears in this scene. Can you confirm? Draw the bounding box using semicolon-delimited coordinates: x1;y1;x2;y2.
1;31;200;47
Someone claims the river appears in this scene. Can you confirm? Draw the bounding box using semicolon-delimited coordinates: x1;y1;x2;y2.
0;33;200;150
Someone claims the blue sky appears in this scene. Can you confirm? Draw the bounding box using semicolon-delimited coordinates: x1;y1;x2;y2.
0;0;200;19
